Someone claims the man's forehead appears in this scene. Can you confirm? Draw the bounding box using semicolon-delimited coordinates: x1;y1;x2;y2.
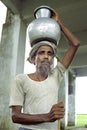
37;45;54;52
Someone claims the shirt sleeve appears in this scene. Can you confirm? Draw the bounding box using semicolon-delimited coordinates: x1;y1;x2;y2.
54;62;66;84
9;75;24;107
56;62;66;74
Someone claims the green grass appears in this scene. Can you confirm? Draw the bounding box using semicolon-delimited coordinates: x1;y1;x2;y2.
76;114;87;126
66;114;87;129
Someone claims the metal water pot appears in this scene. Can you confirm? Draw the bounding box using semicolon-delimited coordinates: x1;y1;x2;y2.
28;5;61;47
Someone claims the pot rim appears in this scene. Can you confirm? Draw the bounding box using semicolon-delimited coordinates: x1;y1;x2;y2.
34;5;53;18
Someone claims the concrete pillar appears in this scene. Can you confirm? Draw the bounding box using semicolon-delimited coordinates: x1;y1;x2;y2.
0;10;26;130
68;71;76;126
58;71;69;129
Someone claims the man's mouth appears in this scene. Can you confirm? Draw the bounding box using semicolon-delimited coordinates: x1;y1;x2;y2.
41;61;50;65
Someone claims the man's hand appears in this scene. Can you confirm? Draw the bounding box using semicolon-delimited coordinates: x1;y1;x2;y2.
47;101;65;122
51;9;62;27
51;9;59;22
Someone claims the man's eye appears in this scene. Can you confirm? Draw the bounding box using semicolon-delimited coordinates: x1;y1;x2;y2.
48;51;54;56
38;51;44;55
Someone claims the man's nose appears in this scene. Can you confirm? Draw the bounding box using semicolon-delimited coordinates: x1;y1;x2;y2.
44;53;48;58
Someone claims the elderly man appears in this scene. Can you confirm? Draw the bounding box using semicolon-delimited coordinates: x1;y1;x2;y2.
9;9;80;130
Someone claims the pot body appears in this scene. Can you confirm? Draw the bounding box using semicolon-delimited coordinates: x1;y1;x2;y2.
28;5;61;47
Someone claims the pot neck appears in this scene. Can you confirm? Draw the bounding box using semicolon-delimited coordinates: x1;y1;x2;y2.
34;5;52;19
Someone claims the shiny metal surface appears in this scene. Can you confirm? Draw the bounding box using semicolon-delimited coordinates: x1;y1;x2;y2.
34;5;52;18
28;5;61;47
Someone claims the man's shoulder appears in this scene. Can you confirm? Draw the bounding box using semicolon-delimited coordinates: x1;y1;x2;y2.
16;73;25;77
15;73;27;81
53;61;66;75
56;62;66;70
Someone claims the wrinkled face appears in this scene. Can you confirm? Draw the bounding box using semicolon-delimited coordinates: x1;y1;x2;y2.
34;45;54;75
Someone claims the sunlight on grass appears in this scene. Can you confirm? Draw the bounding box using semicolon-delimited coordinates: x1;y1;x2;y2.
76;114;87;126
66;114;87;130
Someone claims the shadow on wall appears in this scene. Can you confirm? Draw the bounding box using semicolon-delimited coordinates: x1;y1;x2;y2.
0;116;19;130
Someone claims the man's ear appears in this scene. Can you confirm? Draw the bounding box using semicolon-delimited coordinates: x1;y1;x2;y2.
31;57;35;65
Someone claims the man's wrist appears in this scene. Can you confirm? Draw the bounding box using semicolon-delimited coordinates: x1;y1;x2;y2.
41;113;50;122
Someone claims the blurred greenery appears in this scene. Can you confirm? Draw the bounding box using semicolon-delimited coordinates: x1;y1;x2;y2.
66;114;87;130
76;114;87;126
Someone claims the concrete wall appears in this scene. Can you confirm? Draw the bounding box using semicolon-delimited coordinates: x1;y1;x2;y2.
58;71;69;128
0;10;26;130
68;71;76;126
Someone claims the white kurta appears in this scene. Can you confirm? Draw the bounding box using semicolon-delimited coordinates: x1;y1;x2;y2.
9;62;66;130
